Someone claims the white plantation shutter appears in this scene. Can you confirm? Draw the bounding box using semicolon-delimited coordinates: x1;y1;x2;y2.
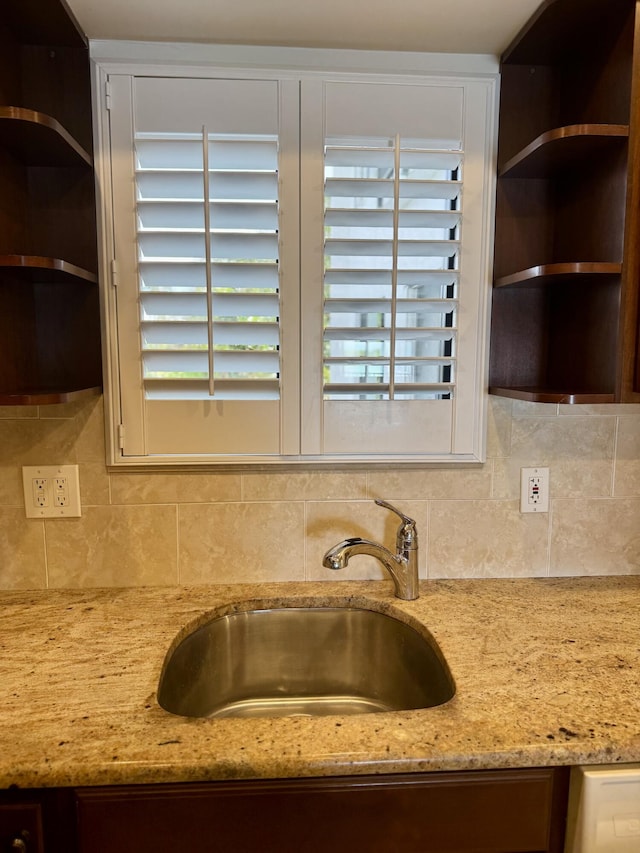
300;79;491;456
102;65;494;464
108;76;300;456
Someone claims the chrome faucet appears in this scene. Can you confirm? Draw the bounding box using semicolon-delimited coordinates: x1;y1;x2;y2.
322;499;419;600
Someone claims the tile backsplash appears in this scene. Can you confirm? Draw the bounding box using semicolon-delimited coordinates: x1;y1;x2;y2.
1;396;639;589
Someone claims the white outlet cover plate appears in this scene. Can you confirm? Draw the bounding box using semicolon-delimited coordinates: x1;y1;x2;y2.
22;465;82;518
520;466;549;513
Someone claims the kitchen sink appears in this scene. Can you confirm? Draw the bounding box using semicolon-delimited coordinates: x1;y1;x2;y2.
157;605;455;719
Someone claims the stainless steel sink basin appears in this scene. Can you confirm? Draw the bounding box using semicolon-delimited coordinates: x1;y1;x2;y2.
158;605;455;719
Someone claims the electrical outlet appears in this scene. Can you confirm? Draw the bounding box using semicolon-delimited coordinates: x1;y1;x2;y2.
520;467;549;513
22;465;82;518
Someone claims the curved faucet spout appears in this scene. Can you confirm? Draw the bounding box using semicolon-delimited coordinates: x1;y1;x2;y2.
323;538;400;573
322;501;420;601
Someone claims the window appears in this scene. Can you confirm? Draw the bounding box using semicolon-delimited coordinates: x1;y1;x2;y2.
322;135;460;404
137;132;282;404
95;48;497;465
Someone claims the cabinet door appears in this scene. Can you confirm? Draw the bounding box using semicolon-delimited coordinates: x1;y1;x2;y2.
75;768;568;853
0;803;44;853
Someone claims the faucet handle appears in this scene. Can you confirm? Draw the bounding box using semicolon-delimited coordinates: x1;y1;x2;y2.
374;499;417;552
375;498;415;527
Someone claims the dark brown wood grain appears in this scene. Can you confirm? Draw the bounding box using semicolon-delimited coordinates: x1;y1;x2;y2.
490;0;639;403
75;768;570;853
0;0;101;404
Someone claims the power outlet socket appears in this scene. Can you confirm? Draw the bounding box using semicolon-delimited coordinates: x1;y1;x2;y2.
22;465;82;518
520;467;549;513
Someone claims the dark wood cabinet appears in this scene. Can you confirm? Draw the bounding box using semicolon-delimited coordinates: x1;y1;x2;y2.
0;767;571;852
0;789;75;853
0;802;44;853
490;0;640;403
0;0;101;406
74;767;570;853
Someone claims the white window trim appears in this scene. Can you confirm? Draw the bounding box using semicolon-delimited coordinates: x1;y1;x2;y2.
91;42;499;469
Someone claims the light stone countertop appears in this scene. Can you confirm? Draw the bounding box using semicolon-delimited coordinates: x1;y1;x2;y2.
1;576;640;789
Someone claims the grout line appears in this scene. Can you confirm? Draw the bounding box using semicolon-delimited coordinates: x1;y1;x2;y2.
175;504;181;584
545;497;553;578
424;499;430;580
611;415;620;497
303;500;308;580
43;519;50;589
489;456;496;499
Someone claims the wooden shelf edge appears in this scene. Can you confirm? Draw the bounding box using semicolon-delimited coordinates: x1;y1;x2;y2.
0;255;97;284
499;124;629;178
494;262;622;288
0;386;101;406
489;387;616;404
0;107;91;165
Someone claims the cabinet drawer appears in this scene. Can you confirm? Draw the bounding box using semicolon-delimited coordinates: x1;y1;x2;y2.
76;767;569;853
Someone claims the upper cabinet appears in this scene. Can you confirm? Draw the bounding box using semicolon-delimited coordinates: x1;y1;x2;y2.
0;0;101;405
490;0;640;403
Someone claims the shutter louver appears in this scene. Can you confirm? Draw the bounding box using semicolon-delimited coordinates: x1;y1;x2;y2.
323;137;461;401
136;133;281;401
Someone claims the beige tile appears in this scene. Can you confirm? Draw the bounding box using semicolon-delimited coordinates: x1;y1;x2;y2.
179;502;305;584
614;416;640;497
429;499;549;578
0;418;80;467
550;498;640;576
111;472;241;504
71;397;107;463
367;467;491;501
79;463;111;506
0;406;38;419
495;416;616;499
486;395;512;458
242;471;367;501
45;506;178;588
38;398;91;419
0;508;47;589
559;403;640;416
512;400;558;419
305;499;428;582
0;466;24;507
491;457;517;500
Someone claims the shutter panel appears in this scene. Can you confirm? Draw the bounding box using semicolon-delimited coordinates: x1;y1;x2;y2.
109;76;300;457
310;81;469;455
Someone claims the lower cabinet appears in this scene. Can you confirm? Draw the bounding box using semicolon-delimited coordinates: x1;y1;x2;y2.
74;767;570;853
0;768;570;852
0;789;75;853
0;802;43;853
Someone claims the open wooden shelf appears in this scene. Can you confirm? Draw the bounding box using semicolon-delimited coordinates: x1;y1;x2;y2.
494;262;622;289
0;385;102;406
499;124;628;178
489;0;639;403
488;386;616;405
0;108;91;166
0;0;101;406
0;254;97;283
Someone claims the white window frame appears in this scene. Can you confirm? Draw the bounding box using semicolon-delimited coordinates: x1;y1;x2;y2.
91;42;499;468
